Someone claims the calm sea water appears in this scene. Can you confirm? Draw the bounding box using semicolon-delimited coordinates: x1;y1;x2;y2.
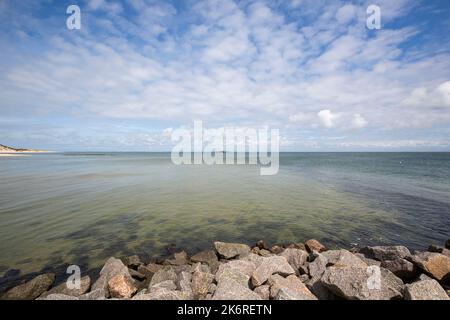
0;152;449;288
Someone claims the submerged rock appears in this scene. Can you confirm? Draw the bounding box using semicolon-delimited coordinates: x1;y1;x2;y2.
214;242;250;259
404;279;449;300
4;273;55;300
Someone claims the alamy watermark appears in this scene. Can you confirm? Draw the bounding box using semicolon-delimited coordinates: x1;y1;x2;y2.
170;121;279;176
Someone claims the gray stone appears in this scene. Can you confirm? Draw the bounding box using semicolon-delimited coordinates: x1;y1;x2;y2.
275;287;318;300
149;280;177;292
4;273;55;300
39;293;79;300
177;271;192;293
220;260;257;277
322;250;367;268
191;270;214;299
308;254;328;280
124;255;142;269
129;269;146;280
149;267;178;287
166;251;189;266
191;250;219;272
380;258;418;280
268;274;317;300
40;276;91;298
259;249;272;257
251;256;295;286
320;266;403;300
214;241;250;259
404;279;449;300
213;278;261;300
132;288;191;300
270;245;284;254
280;248;309;272
215;264;250;288
79;288;107;300
359;246;411;261
354;253;381;266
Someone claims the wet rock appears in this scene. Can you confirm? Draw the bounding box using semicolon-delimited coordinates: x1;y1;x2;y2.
270;245;284;254
251;256;295;286
92;257;130;294
39;293;79;300
280;248;309;272
108;274;137;298
254;285;270;300
40;276;91;298
404;279;449;300
149;267;178;287
305;239;326;253
320;266;403;300
275;287;318;300
166;251;189;266
256;240;268;250
428;244;444;253
268;274;317;300
191;250;219;272
191;270;214;299
213;278;261;300
322;250;367;268
4;273;55;300
410;252;450;282
446;239;450;249
380;259;418;280
285;243;306;251
124;255;142;269
359;246;411;261
214;242;250;259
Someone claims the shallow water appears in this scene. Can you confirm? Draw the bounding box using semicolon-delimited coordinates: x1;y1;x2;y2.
0;152;449;286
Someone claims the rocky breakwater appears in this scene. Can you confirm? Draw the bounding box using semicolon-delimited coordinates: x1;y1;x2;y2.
2;238;450;300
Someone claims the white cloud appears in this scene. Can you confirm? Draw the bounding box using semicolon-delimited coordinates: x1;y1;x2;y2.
318;110;338;128
336;4;357;24
352;114;368;129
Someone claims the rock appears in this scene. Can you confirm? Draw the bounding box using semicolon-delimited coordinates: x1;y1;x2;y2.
191;250;219;272
380;259;418;280
276;287;318;300
4;273;55;300
322;250;367;268
129;269;146;280
132;288;191;300
259;249;272;257
446;239;450;249
191;270;214;299
166;251;189;266
268;274;317;300
256;240;268;250
251;247;260;255
251;256;295;286
411;252;450;282
213;278;261;300
354;253;381;266
39;293;79;300
270;245;284;254
241;253;265;268
214;242;250;259
146;263;163;274
177;271;192;293
308;254;328;280
254;285;270;300
220;260;257;277
418;273;433;281
280;248;309;272
320;266;403;300
208;283;216;295
306;279;336;300
442;249;450;258
124;255;142;269
216;264;250;288
305;239;326;253
149;280;177;292
285;243;306;251
428;244;444;253
108;274;137;298
79;288;106;300
92;257;130;294
149;267;178;287
404;279;449;300
359;246;410;261
40;276;91;298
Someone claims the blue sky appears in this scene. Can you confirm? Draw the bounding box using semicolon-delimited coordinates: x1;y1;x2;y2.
0;0;450;151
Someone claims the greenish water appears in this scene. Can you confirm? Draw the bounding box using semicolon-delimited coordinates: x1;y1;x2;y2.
0;152;449;289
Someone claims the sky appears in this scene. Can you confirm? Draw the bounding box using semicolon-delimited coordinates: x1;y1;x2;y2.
0;0;450;151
